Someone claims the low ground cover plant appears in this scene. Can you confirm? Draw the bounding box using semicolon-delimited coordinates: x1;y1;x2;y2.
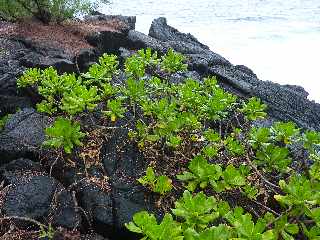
43;117;85;154
0;113;11;131
17;48;320;239
138;167;173;195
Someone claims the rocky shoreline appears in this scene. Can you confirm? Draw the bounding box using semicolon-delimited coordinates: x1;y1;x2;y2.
0;13;319;239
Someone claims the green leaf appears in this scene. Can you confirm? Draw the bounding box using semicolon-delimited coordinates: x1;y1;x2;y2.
166;135;182;148
203;129;221;142
271;121;299;144
303;130;320;152
43;117;85;154
154;175;173;195
249;127;271;149
202;145;219;158
123;78;146;102
240;97;267;121
125;54;146;79
36;100;57;115
255;144;292;172
226;210;270;239
125;211;183;240
302;223;320;240
138;167;172;195
217;201;231;217
138;167;156;186
224;136;245;156
137;48;160;66
281;230;295;240
242;184;260;200
82;53;118;85
285;224;299;235
172;190;219;231
274;175;320;207
177;172;196;181
178;155;222;191
103;98;127;121
0;114;12;131
161;49;187;73
17;68;42;88
196;225;233;240
223;164;246;186
61;85;101;115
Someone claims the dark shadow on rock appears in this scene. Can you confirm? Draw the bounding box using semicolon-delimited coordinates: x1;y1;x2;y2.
75;48;100;73
84;14;136;55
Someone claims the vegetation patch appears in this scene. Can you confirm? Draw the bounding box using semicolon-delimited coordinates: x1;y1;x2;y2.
0;0;97;23
17;48;320;239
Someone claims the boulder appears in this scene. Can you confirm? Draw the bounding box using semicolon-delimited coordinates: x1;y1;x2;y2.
0;174;80;229
73;126;154;238
75;48;100;72
84;14;136;54
84;14;136;31
101;127;154;227
127;30;170;53
86;30;129;55
149;17;209;49
0;108;52;163
16;37;77;73
0;158;42;178
75;181;114;234
0;38;32;115
0;95;33;116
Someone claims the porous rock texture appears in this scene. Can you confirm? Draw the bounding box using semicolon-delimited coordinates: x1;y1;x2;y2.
0;13;320;240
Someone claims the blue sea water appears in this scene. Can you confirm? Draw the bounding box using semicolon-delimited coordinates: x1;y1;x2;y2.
100;0;320;102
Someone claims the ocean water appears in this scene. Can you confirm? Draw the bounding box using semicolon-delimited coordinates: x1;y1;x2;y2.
100;0;320;103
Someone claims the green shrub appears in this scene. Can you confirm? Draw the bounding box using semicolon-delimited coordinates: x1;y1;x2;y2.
137;48;159;67
172;190;219;231
82;54;119;87
240;97;267;121
0;0;96;23
103;98;127;122
161;49;188;73
224;208;275;239
0;114;11;131
17;68;41;88
224;136;245;156
125;211;183;240
303;130;320;152
248;127;271;150
43;117;85;154
17;49;320;239
255;144;292;172
39;224;55;240
125;55;146;79
60;85;100;115
271;121;299;144
138;167;173;195
177;155;249;193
